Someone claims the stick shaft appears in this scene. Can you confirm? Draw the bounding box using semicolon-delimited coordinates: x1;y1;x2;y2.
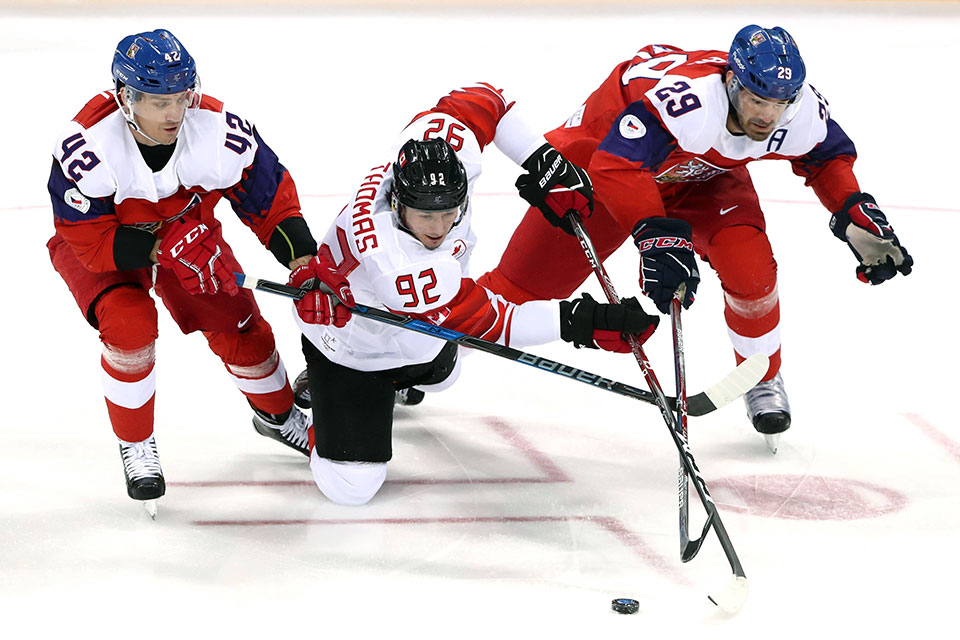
566;214;745;578
235;273;679;410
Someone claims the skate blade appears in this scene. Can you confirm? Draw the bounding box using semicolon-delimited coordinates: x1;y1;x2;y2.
143;499;158;519
763;433;780;454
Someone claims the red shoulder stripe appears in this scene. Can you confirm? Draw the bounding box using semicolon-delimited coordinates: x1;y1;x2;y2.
74;92;119;128
199;94;224;112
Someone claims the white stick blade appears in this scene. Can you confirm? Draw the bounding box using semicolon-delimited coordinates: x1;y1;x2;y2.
703;354;768;410
708;575;749;614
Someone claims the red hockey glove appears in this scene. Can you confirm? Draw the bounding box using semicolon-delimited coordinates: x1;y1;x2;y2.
288;255;355;327
516;143;593;235
560;293;659;353
632;217;699;314
830;192;913;285
155;219;238;296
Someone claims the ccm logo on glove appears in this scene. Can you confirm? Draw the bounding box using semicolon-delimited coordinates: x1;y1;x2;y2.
635;236;695;252
165;223;209;259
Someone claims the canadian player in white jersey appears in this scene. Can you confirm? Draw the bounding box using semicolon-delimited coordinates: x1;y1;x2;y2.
46;29;350;514
290;84;659;506
479;26;913;452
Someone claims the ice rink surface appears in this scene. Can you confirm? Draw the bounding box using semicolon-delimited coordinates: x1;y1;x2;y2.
2;3;958;636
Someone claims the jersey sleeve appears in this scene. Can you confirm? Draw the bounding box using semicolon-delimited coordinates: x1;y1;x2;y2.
48;114;134;271
588;100;677;230
789;117;860;212
218;116;307;249
404;83;545;167
409;277;560;348
48;150;124;272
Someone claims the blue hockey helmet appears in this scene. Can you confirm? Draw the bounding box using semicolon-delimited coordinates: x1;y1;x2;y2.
728;25;805;102
112;29;197;95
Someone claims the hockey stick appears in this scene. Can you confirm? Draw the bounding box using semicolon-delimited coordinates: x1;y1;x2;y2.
567;213;749;613
234;273;758;418
671;291;693;560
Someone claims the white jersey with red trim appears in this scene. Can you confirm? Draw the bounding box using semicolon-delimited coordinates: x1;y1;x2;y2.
297;85;560;371
52;91;257;204
49;90;304;272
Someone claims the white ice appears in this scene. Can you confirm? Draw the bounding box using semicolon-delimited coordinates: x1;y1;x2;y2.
1;3;958;637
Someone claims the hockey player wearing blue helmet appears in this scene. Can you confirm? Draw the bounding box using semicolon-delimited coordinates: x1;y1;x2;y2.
480;25;914;453
46;29;351;515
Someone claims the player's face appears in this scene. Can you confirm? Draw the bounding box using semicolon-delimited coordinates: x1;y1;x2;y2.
127;89;194;145
403;206;460;249
726;73;790;141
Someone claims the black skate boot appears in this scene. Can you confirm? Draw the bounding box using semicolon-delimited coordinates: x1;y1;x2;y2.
395;387;425;406
744;372;791;453
119;435;165;503
292;369;311;409
252;404;311;457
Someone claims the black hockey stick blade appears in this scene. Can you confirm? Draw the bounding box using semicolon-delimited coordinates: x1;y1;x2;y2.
680;511;715;563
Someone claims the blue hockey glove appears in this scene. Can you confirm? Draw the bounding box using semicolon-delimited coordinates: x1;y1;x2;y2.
631;217;699;314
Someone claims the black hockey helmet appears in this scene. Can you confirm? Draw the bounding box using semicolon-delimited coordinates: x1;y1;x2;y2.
391;138;468;213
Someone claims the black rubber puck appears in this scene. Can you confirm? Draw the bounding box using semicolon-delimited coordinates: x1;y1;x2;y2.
611;598;639;614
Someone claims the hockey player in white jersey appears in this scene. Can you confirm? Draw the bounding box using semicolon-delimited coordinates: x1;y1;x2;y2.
290;84;659;506
46;29;350;513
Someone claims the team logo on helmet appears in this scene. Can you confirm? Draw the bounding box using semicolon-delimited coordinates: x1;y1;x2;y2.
749;32;767;46
398;151;407;167
126;42;140;59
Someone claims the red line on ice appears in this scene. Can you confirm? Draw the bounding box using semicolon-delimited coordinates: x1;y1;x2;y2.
903;413;960;463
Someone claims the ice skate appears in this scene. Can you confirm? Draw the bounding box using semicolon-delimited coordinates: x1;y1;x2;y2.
395;387;425;406
119;435;165;518
744;372;791;453
293;369;311;409
252;404;311;457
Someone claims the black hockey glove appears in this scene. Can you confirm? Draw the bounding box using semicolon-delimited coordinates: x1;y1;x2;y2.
560;292;659;353
631;217;699;314
516;143;593;235
829;192;913;285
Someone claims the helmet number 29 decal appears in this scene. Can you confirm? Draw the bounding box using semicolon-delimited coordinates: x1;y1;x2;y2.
654;81;703;118
777;66;793;80
422;118;465;151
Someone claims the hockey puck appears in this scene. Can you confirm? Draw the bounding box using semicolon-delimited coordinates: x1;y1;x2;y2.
611;598;639;614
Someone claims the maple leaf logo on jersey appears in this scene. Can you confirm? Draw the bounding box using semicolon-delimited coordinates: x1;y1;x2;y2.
427;307;451;325
451;239;467;260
